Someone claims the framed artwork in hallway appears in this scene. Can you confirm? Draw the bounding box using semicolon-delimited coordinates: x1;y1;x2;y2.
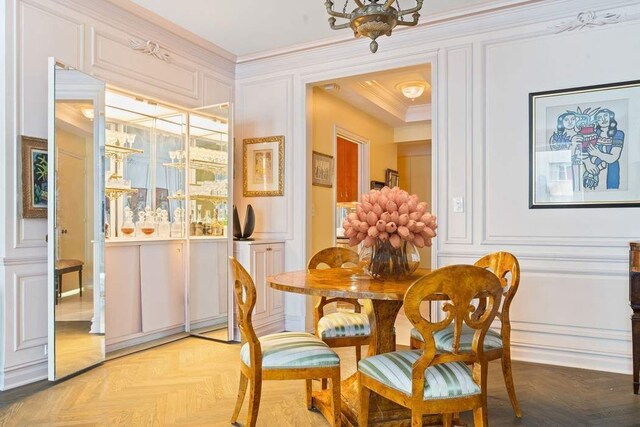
243;135;284;197
312;151;333;188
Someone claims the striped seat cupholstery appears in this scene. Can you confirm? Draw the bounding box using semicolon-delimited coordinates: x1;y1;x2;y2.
317;312;370;338
240;332;340;369
358;350;481;399
411;324;503;352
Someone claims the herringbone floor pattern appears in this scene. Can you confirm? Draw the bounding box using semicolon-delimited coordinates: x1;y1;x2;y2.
0;337;638;426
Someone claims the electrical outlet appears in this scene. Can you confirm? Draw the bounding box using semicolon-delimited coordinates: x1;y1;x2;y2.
453;197;464;213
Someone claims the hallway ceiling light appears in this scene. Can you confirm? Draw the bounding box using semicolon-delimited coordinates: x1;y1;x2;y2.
81;107;95;120
325;0;424;53
397;81;428;100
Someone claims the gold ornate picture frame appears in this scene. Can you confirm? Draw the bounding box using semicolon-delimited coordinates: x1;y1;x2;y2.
21;135;48;218
243;135;284;197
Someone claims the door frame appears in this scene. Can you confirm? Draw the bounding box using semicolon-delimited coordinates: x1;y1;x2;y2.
332;126;370;246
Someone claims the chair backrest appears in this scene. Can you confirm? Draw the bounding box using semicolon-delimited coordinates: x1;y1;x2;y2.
308;247;361;324
404;265;503;399
474;252;520;337
228;257;262;367
307;247;359;270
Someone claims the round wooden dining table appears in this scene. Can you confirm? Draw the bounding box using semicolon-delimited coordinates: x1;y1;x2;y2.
268;267;436;427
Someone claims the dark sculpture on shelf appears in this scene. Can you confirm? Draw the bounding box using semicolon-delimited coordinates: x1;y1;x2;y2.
233;204;255;241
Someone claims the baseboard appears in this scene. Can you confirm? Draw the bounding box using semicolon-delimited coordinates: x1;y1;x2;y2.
105;326;186;353
189;315;227;332
0;359;48;391
254;317;286;336
511;341;632;375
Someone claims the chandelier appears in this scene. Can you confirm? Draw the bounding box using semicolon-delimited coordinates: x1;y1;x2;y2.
325;0;424;53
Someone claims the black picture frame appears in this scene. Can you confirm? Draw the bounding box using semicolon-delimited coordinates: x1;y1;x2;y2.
385;169;399;188
370;180;385;190
529;79;640;208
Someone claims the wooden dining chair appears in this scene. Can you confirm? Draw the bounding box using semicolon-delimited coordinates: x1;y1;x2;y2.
358;265;503;427
308;247;370;362
229;257;341;427
409;251;522;417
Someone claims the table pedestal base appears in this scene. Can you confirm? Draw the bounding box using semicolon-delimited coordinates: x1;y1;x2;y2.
313;374;442;426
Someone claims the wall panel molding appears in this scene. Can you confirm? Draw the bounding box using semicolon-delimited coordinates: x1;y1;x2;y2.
13;273;48;351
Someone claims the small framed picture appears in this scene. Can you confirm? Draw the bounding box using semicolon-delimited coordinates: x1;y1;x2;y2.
370;180;385;190
243;135;285;197
21;135;48;218
312;151;334;188
385;169;399;188
530;79;640;208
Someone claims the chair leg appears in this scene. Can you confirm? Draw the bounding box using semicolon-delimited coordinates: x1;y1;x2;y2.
306;379;313;410
230;372;248;424
411;410;423;427
355;345;362;362
246;376;262;427
331;372;341;427
442;413;453;427
502;350;522;417
473;406;487;427
78;268;82;297
358;377;370;427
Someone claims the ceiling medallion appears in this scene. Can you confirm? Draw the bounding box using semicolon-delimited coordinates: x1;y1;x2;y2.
325;0;424;53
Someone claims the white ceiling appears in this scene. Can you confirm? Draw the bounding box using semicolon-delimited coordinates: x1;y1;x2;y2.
128;0;524;57
315;64;432;127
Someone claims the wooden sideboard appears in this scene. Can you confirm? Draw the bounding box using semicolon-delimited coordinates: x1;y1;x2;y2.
631;241;640;394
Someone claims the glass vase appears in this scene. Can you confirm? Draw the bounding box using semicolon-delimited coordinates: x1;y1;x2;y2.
359;238;420;281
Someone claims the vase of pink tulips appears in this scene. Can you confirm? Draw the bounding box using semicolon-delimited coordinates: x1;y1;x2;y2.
342;186;437;280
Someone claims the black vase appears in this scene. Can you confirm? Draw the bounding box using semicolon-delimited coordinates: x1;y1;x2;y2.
232;204;255;241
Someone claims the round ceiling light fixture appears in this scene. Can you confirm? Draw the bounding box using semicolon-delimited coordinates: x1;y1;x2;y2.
397;81;429;100
81;107;95;120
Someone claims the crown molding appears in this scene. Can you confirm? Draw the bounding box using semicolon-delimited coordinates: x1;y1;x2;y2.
45;0;236;74
236;0;640;79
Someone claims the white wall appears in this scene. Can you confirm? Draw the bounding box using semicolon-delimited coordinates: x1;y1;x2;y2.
234;0;640;373
0;0;234;389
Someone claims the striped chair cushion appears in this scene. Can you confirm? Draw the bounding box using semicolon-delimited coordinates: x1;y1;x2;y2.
411;325;503;352
240;332;340;369
317;312;370;339
358;350;480;399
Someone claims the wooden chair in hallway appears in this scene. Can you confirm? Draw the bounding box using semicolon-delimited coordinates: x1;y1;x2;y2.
358;265;503;426
229;257;341;427
409;251;522;417
308;247;370;363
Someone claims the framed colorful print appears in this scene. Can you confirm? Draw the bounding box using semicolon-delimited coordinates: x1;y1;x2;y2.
530;79;640;208
312;151;334;188
385;168;399;188
21;135;48;218
243;135;284;197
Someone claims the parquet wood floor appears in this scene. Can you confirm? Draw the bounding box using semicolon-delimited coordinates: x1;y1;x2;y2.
0;337;638;426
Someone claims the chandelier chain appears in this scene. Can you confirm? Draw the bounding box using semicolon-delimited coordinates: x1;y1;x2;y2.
342;0;348;14
396;0;404;21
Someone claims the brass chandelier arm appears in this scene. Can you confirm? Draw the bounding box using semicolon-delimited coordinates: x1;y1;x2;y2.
329;20;352;30
382;0;396;10
324;0;351;19
353;0;365;7
397;0;424;16
395;16;420;26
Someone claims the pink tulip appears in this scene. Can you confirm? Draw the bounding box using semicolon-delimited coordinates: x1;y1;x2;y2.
378;231;389;241
414;234;425;248
398;226;410;239
389;233;401;248
368;226;379;238
362;202;373;213
349;237;360;246
358;210;367;222
386;222;397;233
357;232;367;241
407;219;417;231
362;194;370;204
348;212;358;221
358;222;369;233
398;214;409;226
417;202;428;215
390;212;399;223
378;195;388;206
366;211;378;226
369;191;379;204
386;200;398;213
398;203;409;215
424;237;433;247
381;212;391;222
363;236;375;248
407;200;417;212
376;220;386;232
422;227;436;238
345;228;357;238
409;212;421;221
372;203;383;217
420;213;432;224
414;222;426;232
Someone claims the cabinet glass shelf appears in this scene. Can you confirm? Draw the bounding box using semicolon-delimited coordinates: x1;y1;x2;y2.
105;187;138;200
105;144;144;159
163;159;227;173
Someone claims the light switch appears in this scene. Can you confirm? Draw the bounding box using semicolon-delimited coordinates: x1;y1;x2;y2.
453;197;464;213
